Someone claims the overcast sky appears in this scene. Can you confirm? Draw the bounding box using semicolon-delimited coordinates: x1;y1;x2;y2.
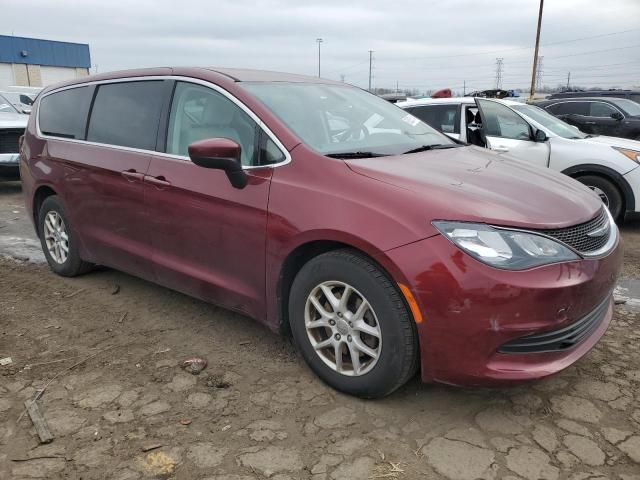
4;0;640;92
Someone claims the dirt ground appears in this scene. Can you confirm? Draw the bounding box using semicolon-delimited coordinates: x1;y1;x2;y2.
1;180;640;480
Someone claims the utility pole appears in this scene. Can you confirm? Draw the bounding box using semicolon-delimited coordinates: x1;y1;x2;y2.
494;58;504;89
566;71;571;90
529;0;545;100
340;74;345;83
535;56;544;92
316;38;323;78
463;80;466;96
396;80;399;93
368;50;374;92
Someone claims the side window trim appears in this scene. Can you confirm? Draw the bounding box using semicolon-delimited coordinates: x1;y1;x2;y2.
156;80;177;153
35;75;291;170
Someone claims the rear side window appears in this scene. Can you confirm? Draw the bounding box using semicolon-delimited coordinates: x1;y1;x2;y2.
39;87;92;139
408;105;460;134
547;102;589;116
87;81;165;150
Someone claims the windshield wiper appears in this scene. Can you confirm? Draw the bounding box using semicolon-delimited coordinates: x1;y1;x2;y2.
325;152;388;159
403;144;462;154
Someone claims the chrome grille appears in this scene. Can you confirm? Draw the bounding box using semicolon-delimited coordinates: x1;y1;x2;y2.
532;209;610;254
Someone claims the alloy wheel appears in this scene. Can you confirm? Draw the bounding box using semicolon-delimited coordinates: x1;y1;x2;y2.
44;211;69;264
304;280;382;376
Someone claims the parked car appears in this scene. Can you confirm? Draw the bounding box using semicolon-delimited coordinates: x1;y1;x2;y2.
533;97;640;141
22;68;621;397
0;91;35;114
0;93;28;179
547;89;640;104
398;97;640;221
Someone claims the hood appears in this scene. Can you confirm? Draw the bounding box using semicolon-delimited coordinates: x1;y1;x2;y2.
346;146;603;229
0;112;29;128
580;135;640;151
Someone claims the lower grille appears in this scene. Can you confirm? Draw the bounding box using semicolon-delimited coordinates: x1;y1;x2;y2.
0;129;22;154
532;209;610;255
498;296;610;354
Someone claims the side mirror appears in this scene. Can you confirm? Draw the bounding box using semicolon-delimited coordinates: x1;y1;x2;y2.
611;112;624;121
534;129;548;142
188;138;248;189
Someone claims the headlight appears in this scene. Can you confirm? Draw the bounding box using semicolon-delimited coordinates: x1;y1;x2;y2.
432;221;580;270
613;147;640;163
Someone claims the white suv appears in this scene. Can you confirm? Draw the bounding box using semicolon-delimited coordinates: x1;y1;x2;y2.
398;97;640;220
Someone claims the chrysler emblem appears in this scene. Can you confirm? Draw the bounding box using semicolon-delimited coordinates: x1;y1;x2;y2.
586;223;609;238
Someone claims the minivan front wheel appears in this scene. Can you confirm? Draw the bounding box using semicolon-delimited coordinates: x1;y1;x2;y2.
289;249;418;398
38;195;92;277
576;175;623;220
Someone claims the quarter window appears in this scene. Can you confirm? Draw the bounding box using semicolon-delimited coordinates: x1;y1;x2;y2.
87;81;165;150
167;82;258;166
39;87;93;139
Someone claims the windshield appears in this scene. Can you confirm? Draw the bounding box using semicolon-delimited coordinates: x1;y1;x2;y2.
512;104;587;139
242;82;453;156
0;93;19;113
609;98;640;117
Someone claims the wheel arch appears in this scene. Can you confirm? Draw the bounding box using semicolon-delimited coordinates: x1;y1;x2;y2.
275;238;415;338
561;164;635;214
32;184;58;237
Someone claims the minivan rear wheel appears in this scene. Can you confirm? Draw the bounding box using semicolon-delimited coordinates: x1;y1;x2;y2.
288;249;418;398
38;195;92;277
576;175;623;220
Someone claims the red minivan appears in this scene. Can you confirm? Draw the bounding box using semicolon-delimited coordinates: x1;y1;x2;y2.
21;68;622;397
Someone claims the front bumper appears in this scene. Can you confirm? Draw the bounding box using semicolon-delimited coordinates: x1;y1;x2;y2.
386;233;622;386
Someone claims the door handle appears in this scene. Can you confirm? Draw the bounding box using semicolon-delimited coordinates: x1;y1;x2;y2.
584;121;596;125
121;169;145;182
145;175;172;188
493;146;509;153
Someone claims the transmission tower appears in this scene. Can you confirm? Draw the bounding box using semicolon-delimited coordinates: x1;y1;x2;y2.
494;58;504;89
535;56;544;91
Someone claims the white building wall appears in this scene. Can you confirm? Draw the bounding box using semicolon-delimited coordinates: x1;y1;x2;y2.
40;66;82;86
0;63;15;88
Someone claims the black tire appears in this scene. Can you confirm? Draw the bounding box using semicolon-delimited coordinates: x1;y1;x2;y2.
38;195;92;277
289;249;419;398
576;175;623;220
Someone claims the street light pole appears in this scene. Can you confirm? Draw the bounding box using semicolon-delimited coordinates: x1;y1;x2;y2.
316;38;323;78
528;0;544;101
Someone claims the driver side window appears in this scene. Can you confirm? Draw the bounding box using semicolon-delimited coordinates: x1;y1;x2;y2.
480;101;531;141
167;82;258;166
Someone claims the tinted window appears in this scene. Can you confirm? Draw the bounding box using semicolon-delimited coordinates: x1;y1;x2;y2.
479;101;531;140
548;102;589;116
39;87;92;139
589;102;617;117
629;95;640;105
167;82;258;166
409;105;460;134
87;81;165;150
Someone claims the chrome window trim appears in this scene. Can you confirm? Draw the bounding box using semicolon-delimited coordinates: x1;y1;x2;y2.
35;75;292;169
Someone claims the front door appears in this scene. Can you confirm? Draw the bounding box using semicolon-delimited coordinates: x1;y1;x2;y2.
475;99;550;168
584;101;623;136
145;81;281;320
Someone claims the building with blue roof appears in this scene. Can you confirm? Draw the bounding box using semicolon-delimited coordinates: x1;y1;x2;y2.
0;35;91;89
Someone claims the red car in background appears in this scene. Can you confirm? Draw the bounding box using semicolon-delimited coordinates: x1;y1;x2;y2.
20;68;621;397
